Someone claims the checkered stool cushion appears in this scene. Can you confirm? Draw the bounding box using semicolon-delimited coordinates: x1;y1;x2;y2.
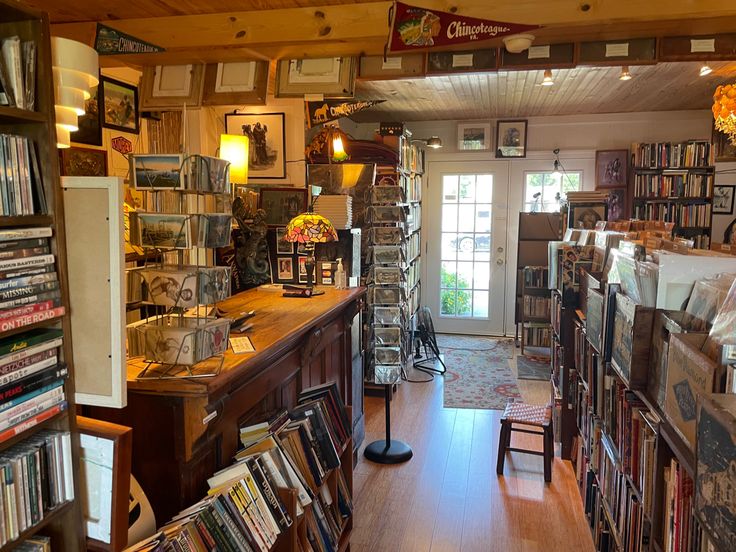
501;402;552;427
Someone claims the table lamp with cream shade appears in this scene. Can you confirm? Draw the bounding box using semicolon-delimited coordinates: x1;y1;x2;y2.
285;210;338;296
219;133;249;198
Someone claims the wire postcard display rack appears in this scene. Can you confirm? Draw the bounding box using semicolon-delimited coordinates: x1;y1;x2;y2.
126;153;234;380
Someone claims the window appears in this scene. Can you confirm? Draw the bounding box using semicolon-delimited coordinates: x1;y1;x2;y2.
523;171;582;212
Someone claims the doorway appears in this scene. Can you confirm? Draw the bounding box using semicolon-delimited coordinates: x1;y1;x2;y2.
424;161;509;335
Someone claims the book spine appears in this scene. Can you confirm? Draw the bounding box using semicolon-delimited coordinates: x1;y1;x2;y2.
0;227;51;242
60;432;73;501
0;353;57;385
0;386;65;430
0;299;57;321
0;271;56;292
0;254;54;273
0;280;58;301
0;365;66;404
0;337;61;367
0;238;46;253
0;265;53;283
0;306;65;332
0;289;60;311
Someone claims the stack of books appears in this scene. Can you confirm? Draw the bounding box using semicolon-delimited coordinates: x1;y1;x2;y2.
0;134;48;216
313;195;352;229
0;36;35;110
126;383;353;552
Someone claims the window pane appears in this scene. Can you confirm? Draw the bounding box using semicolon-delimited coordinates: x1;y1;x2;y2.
473;262;490;291
443;175;458;202
441;261;457;288
473;291;489;317
442;204;458;232
457;291;472;316
441;233;458;261
476;175;493;202
456;262;473;289
458;204;475;232
440;290;456;316
475;204;492;233
458;175;475;203
473;234;491;261
524;171;582;213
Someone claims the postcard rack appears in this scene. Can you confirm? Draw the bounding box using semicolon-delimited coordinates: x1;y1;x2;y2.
125;154;234;380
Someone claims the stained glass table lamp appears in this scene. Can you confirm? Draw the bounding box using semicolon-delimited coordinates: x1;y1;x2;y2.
285;211;338;296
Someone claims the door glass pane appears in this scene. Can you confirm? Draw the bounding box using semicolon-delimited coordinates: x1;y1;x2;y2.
437;173;494;320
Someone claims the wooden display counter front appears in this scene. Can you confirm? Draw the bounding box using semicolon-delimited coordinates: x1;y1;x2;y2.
87;287;366;522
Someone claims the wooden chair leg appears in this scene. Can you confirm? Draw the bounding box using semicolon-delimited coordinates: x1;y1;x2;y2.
505;422;512;449
543;425;552;483
496;422;508;475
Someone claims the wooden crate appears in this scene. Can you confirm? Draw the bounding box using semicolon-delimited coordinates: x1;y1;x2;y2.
610;292;655;389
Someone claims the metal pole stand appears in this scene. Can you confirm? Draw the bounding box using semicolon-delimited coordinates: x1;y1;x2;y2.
363;384;413;464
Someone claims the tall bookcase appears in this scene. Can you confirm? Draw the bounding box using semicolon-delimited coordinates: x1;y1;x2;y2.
0;0;83;549
631;141;714;249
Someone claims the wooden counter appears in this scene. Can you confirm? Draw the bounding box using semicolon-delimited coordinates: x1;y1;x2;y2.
87;287;366;523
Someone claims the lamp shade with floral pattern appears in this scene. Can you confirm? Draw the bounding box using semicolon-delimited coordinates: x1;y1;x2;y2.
285;212;338;244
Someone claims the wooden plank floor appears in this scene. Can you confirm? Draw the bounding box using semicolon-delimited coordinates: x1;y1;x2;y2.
351;354;595;552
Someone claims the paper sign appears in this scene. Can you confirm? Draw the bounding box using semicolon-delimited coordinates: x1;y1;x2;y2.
528;45;551;59
230;336;255;354
452;54;474;67
382;57;403;70
690;38;716;53
605;43;630;57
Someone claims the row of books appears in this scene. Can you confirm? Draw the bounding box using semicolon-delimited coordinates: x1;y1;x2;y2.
631;141;714;169
0;36;35;110
0;134;48;216
633;202;711;229
0;430;74;546
633;173;713;199
524;325;551;347
522;296;550;318
522;266;548;288
0;229;63;332
126;382;353;552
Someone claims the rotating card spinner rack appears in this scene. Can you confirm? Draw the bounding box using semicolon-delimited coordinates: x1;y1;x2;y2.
126;153;234;380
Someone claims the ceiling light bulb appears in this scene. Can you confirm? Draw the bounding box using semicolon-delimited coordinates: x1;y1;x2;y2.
541;69;554;86
426;136;443;149
619;66;632;81
552;159;561;178
700;64;713;77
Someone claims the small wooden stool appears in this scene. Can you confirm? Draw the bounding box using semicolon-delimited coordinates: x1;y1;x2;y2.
496;401;554;482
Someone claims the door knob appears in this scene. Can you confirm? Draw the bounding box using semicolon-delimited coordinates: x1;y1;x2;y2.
497;246;504;253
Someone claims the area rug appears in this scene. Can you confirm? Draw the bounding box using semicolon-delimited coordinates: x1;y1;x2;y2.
516;355;552;381
439;335;521;410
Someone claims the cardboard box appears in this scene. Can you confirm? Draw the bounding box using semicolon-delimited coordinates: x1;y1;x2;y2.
648;310;708;410
711;242;736;256
664;333;723;451
611;292;655;389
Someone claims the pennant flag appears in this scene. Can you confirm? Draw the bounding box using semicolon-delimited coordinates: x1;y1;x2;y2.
388;2;540;53
95;24;165;55
305;99;386;128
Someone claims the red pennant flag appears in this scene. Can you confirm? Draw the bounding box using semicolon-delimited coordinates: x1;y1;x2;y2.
388;2;540;53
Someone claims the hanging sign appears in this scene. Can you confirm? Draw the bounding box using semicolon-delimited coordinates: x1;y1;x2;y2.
305;99;385;128
111;136;133;155
388;2;540;52
95;23;165;55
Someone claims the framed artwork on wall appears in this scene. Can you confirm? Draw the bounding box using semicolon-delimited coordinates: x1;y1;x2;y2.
595;149;628;188
59;146;108;177
71;80;102;146
225;112;286;179
495;120;527;158
258;187;308;226
100;77;140;134
714;185;735;215
713;124;736;162
568;202;608;229
458;122;491;150
606;187;627;221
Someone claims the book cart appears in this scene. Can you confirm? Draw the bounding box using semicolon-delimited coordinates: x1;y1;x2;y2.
0;0;84;547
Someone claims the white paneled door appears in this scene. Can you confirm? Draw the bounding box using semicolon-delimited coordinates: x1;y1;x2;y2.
424;161;509;335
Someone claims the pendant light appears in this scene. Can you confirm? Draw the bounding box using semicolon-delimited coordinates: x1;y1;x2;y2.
552;148;562;177
541;69;554;86
619;66;632;81
700;64;713;77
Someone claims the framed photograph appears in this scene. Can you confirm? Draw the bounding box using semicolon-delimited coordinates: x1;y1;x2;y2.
59;146;107;177
568;202;608;229
130;154;185;190
713;124;736;162
71;81;102;146
277;257;294;280
100;77;139;134
458;122;491;151
275;227;293;254
135;213;191;249
77;416;132;551
495;120;527;158
225;112;286;179
714;185;735;215
258;187;308;226
596;149;628;189
297;243;308;255
298;257;308;283
607;188;627;222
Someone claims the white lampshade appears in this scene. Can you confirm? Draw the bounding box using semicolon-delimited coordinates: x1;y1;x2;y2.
56;126;71;148
51;37;99;88
502;33;535;53
55;86;86;115
55;106;79;131
53;67;92;99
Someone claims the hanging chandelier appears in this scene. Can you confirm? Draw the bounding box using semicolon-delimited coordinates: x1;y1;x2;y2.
713;83;736;145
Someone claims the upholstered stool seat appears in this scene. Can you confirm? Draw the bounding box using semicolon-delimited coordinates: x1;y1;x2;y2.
496;401;554;482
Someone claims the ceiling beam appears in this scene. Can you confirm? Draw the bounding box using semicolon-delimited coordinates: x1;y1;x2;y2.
49;1;736;66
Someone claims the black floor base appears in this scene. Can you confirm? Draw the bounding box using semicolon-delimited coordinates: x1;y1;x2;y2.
363;439;413;464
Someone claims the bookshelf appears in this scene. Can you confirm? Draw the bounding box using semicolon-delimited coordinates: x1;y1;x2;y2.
0;0;83;549
631;141;715;249
520;266;551;357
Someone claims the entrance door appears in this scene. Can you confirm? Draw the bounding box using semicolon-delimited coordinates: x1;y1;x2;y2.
424;161;509;335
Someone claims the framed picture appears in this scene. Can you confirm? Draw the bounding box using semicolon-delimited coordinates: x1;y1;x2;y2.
225;112;286;179
495;120;527;158
607;188;627;222
59;146;107;177
297;243;308;255
130;154;185;190
596;150;628;189
714;185;735;215
77;416;132;550
298;257;308;283
458;122;491;151
100;77;139;134
713;124;736;162
277;257;294;280
276;227;293;254
568;202;608;229
71;81;102;146
258;187;308;227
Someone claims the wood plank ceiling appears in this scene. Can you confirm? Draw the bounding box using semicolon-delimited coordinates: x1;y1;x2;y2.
351;61;736;122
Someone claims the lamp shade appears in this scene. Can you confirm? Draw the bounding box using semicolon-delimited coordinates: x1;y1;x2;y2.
285;212;338;244
55;106;79;131
50;37;99;89
219;134;249;184
56;126;71;149
713;83;736;145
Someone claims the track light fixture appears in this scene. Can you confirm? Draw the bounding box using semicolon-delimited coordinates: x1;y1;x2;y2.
619;66;632;81
541;69;554;86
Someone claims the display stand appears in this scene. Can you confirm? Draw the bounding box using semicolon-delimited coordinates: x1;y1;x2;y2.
364;384;413;464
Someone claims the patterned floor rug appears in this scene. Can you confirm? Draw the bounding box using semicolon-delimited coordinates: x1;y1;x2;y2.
438;335;521;410
516;355;552;381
